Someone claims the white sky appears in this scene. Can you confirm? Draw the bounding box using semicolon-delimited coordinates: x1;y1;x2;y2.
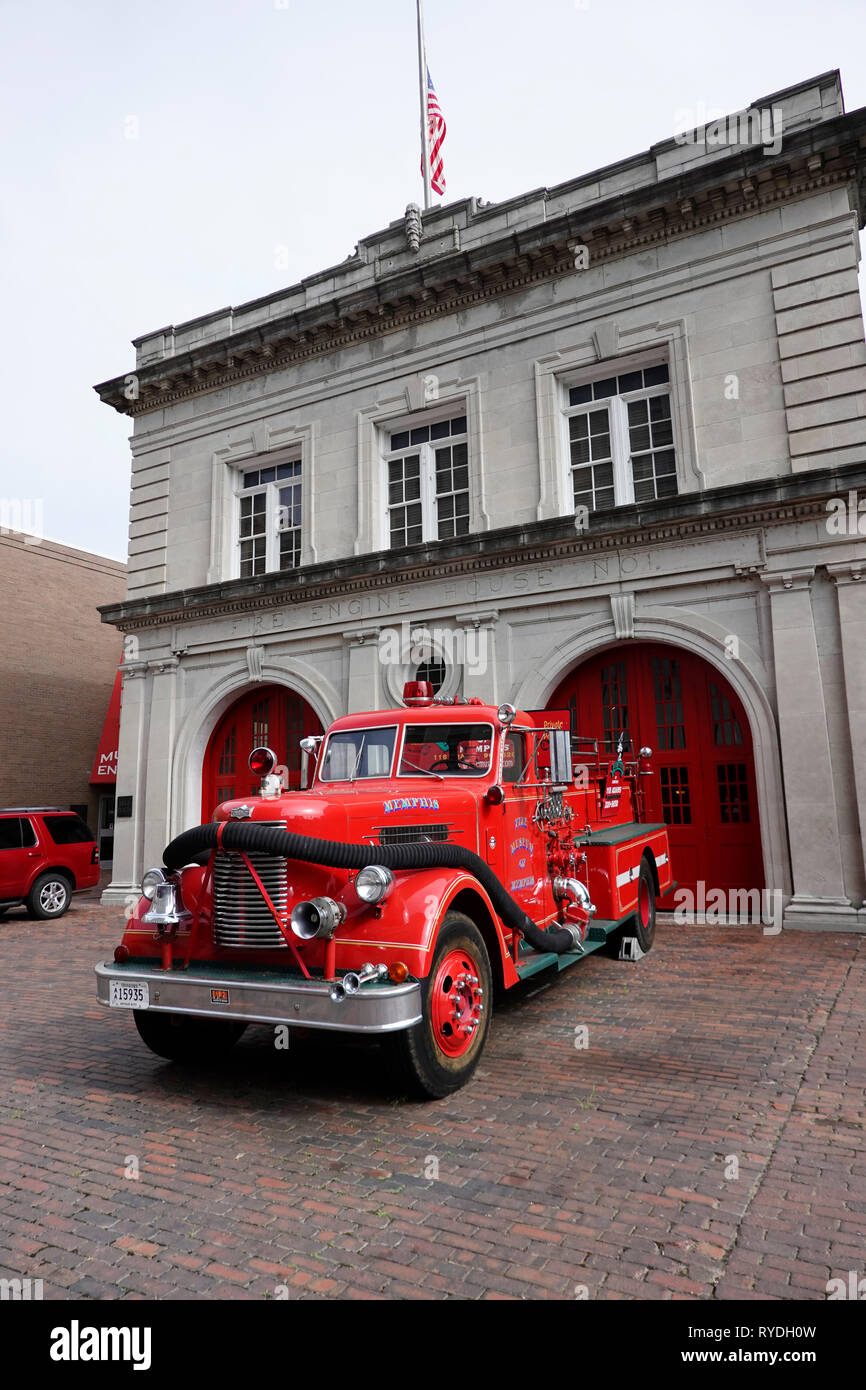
1;0;864;563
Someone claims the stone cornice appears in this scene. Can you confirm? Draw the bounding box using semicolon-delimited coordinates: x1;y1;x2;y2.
94;109;866;419
98;461;866;633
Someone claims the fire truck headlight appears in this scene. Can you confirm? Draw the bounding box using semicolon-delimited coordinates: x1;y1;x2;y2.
355;865;394;905
497;702;516;726
141;867;167;901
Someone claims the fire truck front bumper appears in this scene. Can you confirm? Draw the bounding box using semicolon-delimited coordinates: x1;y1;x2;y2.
94;961;422;1034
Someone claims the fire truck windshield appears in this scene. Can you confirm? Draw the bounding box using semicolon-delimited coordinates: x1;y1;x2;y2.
319;726;397;781
399;723;494;777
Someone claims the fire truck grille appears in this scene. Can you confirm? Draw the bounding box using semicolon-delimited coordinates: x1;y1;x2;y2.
377;823;450;846
212;841;289;950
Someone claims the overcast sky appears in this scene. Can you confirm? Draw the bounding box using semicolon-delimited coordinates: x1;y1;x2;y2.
2;0;864;562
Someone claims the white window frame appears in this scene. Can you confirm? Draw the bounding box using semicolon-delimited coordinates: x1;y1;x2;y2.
355;377;487;557
381;406;470;550
559;357;678;515
233;453;303;580
534;322;702;523
567;366;681;519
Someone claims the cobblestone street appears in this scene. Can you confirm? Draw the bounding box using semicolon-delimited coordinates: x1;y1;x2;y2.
0;900;863;1301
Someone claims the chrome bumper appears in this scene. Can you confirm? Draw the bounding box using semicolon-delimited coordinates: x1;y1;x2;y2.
94;961;422;1034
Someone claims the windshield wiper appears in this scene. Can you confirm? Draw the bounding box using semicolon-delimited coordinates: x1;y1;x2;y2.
400;758;443;781
350;735;367;783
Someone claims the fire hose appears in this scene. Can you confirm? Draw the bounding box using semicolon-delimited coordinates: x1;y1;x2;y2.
162;821;586;955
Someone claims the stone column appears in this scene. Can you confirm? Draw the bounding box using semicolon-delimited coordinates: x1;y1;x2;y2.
101;662;148;906
827;561;866;925
344;627;381;714
142;658;180;874
761;568;856;929
455;609;499;704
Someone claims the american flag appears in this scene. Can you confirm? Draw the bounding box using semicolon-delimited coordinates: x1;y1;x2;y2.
425;67;446;195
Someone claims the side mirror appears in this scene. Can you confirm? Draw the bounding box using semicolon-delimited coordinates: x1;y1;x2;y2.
300;735;323;757
550;730;573;785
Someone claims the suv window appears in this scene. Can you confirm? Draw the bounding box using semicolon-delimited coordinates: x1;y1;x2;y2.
42;814;94;845
0;817;37;850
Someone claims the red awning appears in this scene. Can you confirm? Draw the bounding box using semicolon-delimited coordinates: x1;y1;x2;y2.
90;669;122;784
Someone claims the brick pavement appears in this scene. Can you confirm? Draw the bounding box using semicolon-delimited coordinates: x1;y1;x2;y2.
0;900;863;1300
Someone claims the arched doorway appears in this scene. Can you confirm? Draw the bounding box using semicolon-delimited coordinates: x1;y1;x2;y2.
202;685;323;819
549;642;764;903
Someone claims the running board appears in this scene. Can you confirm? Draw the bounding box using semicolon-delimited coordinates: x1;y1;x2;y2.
515;918;621;981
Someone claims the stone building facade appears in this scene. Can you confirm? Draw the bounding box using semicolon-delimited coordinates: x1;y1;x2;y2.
97;71;866;930
0;532;126;848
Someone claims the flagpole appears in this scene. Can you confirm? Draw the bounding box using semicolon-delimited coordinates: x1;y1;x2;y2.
416;0;432;210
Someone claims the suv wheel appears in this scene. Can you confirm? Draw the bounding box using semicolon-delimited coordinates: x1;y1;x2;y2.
27;874;71;920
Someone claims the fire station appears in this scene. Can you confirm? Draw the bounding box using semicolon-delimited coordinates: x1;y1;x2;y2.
96;71;866;931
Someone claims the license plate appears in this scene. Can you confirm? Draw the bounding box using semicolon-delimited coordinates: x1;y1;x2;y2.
109;980;149;1009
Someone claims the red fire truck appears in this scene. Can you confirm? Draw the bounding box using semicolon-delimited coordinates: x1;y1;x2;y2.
95;685;673;1097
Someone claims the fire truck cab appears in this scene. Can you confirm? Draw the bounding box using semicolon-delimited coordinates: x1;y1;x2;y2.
95;685;673;1097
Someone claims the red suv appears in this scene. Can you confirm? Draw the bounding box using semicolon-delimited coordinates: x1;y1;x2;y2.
0;809;100;920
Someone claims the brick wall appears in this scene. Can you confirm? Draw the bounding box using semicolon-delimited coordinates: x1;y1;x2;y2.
0;533;126;831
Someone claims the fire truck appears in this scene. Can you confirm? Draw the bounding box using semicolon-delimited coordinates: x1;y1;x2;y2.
95;684;673;1098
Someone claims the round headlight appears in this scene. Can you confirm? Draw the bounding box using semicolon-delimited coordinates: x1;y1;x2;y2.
249;746;277;777
497;702;516;726
141;867;167;901
355;865;394;905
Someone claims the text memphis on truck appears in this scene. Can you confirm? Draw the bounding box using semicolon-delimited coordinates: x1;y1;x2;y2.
96;683;673;1097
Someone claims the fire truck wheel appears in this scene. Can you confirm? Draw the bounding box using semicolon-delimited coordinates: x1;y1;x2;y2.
384;913;492;1099
26;873;71;920
133;1010;247;1063
607;857;656;955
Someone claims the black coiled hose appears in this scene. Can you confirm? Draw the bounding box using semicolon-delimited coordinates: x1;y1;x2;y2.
163;821;578;955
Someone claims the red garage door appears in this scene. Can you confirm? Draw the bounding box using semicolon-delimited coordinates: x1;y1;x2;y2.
202;685;322;820
549;643;763;903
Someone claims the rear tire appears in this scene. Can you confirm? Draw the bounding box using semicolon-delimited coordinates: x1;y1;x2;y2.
384;912;492;1099
606;856;656;956
26;873;71;920
133;1010;247;1062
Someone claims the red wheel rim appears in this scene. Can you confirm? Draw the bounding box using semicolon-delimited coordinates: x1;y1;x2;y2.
639;875;651;927
430;947;484;1058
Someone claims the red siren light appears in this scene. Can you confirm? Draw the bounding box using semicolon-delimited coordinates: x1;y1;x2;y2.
402;680;434;707
249;746;277;777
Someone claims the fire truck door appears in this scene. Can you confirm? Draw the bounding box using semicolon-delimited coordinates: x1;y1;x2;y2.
497;729;549;923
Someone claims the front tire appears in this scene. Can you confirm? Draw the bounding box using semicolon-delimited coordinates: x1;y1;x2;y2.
26;873;71;920
385;912;492;1099
133;1010;247;1062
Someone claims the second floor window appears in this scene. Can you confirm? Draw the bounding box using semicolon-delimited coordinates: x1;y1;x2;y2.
565;362;678;515
385;413;469;548
237;459;302;578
